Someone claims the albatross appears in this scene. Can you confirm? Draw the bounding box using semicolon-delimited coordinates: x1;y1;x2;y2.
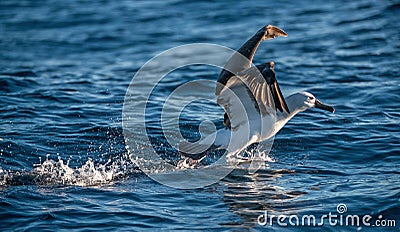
179;25;334;161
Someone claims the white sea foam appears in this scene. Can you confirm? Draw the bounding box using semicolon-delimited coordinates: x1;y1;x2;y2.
0;154;137;187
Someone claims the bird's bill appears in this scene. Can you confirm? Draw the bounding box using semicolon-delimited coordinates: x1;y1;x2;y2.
315;99;335;113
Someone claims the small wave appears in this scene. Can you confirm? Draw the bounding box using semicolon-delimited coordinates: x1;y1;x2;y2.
1;70;37;77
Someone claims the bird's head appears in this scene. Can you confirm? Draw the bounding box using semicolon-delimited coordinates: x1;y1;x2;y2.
293;92;335;113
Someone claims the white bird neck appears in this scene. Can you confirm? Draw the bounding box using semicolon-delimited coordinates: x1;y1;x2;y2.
277;93;308;123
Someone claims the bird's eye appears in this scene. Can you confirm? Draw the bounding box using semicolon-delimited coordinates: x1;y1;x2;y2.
309;96;314;100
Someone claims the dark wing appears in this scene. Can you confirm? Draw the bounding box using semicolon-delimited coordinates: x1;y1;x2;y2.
259;62;290;114
218;62;289;130
216;25;287;96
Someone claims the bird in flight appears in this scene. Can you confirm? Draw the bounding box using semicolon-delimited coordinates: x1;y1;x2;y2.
179;25;334;163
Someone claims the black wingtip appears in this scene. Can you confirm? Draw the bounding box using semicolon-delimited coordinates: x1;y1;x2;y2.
265;25;288;39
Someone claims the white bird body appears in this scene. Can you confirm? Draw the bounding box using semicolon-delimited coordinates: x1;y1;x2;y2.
195;92;314;156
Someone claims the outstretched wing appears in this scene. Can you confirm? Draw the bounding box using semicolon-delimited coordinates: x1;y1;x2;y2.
217;62;290;130
216;25;287;95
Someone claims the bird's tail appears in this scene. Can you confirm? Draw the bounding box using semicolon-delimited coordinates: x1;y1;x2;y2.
178;128;230;160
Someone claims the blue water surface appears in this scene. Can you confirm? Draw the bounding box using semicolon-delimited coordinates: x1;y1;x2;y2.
0;0;399;231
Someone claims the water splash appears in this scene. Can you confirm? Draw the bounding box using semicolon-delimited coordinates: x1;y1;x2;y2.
0;146;275;188
0;154;138;187
174;148;275;172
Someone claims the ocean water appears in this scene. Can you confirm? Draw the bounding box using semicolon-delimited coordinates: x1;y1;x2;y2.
0;0;399;231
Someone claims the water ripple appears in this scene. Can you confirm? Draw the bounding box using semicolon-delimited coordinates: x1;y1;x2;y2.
0;0;399;230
